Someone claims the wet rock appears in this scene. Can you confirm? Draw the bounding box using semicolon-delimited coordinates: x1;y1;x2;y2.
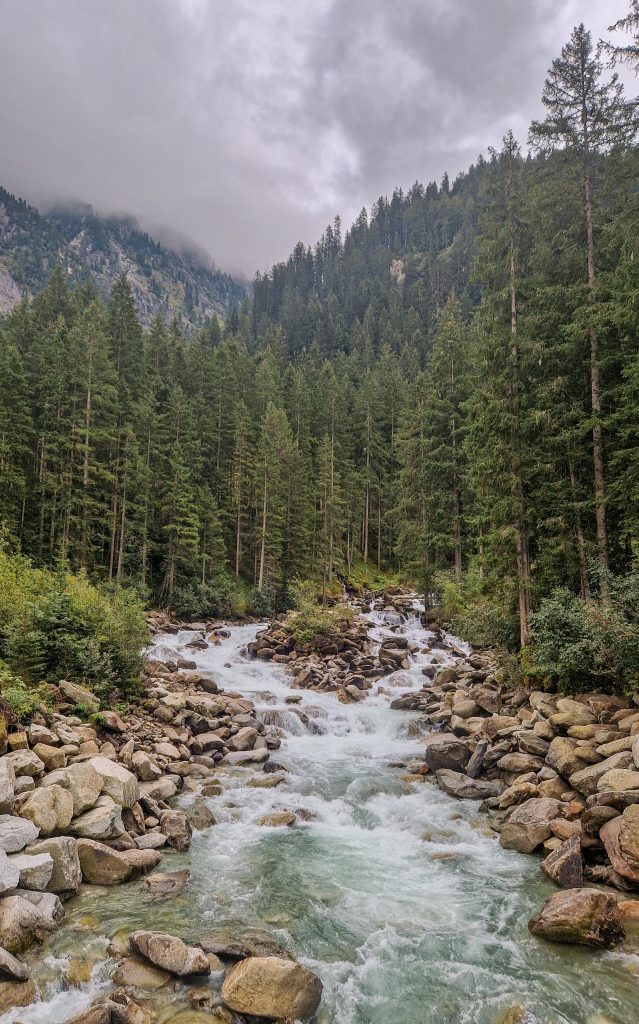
159;810;192;851
135;834;167;850
247;772;286;788
0;977;36;1010
143;868;190;899
423;735;470;773
17;784;74;836
89;756;139;808
25;836;82;895
228;727;258;751
0;945;30;980
8;852;54;891
0;813;39;853
0;891;64;952
112;957;171;989
129;929;210;976
185;798;216;830
41;762;104;815
223;749;269;766
541;835;583;888
500;798;562;854
528;888;625;948
498;782;540;809
77;839;160;885
221;955;322;1021
109;989;156;1024
257;812;296;827
199;930;295;961
435;770;502;800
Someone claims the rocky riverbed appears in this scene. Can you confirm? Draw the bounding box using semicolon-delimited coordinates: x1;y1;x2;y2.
1;597;639;1023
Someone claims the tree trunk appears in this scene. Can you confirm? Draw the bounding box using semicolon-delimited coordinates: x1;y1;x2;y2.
569;462;591;602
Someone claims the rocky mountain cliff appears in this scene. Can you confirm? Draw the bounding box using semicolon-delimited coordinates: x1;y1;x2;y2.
0;187;247;327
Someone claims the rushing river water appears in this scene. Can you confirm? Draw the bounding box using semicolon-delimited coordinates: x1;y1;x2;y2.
4;606;639;1024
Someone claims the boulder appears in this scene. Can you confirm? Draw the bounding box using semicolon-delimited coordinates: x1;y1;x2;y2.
112;958;171;989
423;735;470;773
228;727;258;751
223;749;269;766
4;750;45;778
500;798;562;854
528;888;625;948
69;795;125;840
221;955;322;1021
569;751;634;796
496;752;545;774
185;798;216;831
541;835;583;888
8;852;54;891
0;977;36;1011
131;752;162;783
0;945;29;981
200;930;294;961
0;814;39;853
600;806;639;884
435;769;502;800
58;680;99;712
40;762;104;815
25;836;82;895
597;768;639;793
545;737;592;779
89;757;139;808
0;849;21;894
159;810;192;851
77;839;159;885
143;869;190;898
0;758;16;813
257;812;296;827
0;892;64;952
129;930;210;976
17;785;73;836
32;743;66;770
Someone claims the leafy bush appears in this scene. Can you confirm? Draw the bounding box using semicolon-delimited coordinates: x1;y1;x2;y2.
287;597;355;646
170;578;244;619
0;550;148;705
0;661;49;720
528;570;639;694
433;568;519;651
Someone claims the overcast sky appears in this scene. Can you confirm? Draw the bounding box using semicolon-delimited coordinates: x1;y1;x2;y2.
0;0;633;277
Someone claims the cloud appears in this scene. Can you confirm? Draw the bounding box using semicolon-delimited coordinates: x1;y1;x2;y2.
0;0;632;275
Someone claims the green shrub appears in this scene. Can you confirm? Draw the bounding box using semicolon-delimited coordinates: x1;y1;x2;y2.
170;578;244;619
528;570;639;695
0;550;148;703
0;661;49;720
287;597;355;646
433;568;519;651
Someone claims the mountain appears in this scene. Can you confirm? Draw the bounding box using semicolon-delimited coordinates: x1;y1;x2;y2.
0;187;247;326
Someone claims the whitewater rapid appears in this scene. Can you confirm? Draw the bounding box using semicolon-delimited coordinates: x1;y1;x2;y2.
4;606;639;1024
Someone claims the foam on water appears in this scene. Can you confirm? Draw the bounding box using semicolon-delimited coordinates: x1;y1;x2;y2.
5;604;639;1024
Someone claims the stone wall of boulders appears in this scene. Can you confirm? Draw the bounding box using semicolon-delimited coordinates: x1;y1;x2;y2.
0;621;284;1013
394;645;639;948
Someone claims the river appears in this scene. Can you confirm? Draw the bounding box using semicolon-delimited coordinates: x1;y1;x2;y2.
3;604;639;1024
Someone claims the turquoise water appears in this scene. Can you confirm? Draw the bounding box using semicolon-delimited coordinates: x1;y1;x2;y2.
4;611;639;1024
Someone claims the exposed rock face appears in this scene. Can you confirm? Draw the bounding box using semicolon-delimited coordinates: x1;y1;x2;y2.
0;814;39;853
221;955;323;1020
0;850;21;894
58;680;99;712
17;784;74;836
8;852;54;891
528;889;625;948
129;930;210;976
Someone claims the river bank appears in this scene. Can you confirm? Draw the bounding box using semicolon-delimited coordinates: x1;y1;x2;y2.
1;597;639;1023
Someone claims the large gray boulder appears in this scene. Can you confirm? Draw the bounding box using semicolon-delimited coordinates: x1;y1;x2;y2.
69;795;124;840
40;762;103;815
0;892;64;952
88;757;139;808
423;734;470;773
528;888;625;948
4;750;44;778
58;680;99;712
221;955;323;1020
16;785;74;836
0;849;21;894
7;852;54;891
541;835;583;889
0;814;39;853
435;769;502;800
25;837;82;896
500;798;562;854
129;930;210;976
0;759;16;814
0;945;30;981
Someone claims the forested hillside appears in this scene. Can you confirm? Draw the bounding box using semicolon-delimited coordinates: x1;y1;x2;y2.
0;187;246;327
1;24;639;687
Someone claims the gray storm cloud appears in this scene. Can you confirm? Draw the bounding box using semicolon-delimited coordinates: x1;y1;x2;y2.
0;0;631;276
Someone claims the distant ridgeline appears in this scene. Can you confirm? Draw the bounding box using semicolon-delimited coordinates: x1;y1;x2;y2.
0;186;246;327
